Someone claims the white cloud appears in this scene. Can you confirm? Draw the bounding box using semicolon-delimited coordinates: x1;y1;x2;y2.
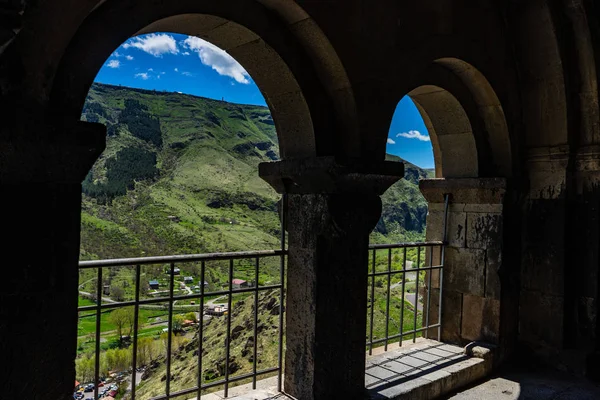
134;72;149;80
182;71;194;77
174;68;179;72
113;51;121;57
106;59;121;68
182;36;250;84
148;68;154;71
125;55;134;61
396;130;430;142
123;33;179;57
183;51;190;56
387;138;396;145
161;71;166;75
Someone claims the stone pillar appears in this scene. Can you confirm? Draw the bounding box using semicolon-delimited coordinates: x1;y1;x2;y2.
259;157;403;400
419;178;514;359
520;147;568;361
569;148;600;379
0;122;104;400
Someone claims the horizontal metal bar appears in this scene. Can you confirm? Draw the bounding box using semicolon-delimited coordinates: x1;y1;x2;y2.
79;243;440;269
369;324;441;346
368;241;444;250
79;249;287;268
147;367;280;400
367;265;443;278
77;284;283;312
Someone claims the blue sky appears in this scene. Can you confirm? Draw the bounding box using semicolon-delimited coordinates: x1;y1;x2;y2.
386;97;434;168
95;32;434;169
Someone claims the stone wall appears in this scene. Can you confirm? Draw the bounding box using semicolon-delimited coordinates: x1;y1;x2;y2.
420;178;508;355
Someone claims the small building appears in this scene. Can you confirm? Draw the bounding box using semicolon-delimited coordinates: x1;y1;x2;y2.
232;279;248;289
205;305;228;316
193;282;210;292
149;280;159;290
165;267;181;275
103;285;110;296
184;276;193;284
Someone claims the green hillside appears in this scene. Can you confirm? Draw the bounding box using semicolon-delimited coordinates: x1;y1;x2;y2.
80;83;281;261
80;83;431;261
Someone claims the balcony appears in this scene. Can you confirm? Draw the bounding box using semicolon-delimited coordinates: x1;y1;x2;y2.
76;231;499;400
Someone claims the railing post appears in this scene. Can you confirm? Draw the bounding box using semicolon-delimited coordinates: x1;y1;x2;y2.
259;157;404;400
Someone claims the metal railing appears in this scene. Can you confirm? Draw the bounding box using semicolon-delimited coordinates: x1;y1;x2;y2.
76;194;450;399
366;194;449;354
78;249;286;400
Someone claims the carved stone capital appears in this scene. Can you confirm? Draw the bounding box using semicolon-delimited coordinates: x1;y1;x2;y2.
259;156;404;195
0;121;105;184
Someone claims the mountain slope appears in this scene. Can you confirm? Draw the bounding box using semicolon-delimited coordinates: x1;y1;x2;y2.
80;83;430;260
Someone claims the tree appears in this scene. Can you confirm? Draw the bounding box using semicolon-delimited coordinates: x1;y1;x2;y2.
185;312;198;323
111;285;125;301
173;315;185;332
105;348;132;373
109;306;145;347
119;99;163;147
109;307;133;343
136;337;155;366
76;355;95;383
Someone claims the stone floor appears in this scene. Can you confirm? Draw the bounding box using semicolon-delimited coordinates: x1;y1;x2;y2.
195;341;600;400
200;339;488;400
443;362;600;400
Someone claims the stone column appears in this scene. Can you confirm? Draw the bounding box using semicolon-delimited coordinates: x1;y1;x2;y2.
0;122;104;400
569;148;600;379
259;157;403;400
521;147;568;362
419;178;515;361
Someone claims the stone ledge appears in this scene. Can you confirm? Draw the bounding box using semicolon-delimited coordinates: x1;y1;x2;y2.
367;339;494;400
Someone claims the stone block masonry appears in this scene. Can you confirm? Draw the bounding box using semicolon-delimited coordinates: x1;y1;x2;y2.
420;178;510;357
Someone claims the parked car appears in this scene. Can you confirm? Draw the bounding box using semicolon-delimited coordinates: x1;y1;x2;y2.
84;383;94;392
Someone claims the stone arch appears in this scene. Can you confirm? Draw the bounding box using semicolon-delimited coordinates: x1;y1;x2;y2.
409;86;478;178
405;58;512;179
49;0;359;159
513;1;568;150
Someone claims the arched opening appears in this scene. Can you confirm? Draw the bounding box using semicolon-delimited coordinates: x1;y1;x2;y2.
411;59;511;349
366;94;436;353
75;31;291;399
367;58;513;356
